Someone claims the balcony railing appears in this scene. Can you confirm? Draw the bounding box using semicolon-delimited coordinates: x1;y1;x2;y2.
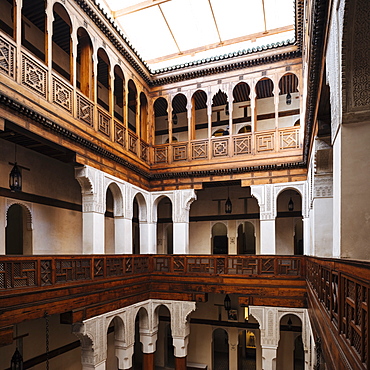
0;31;301;171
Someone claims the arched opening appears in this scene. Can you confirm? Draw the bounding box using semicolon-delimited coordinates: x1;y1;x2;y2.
133;308;148;369
140;92;148;142
128;79;137;133
0;0;15;39
255;78;274;132
52;3;72;82
171;93;188;142
238;330;257;370
22;0;46;62
155;305;174;368
154;97;168;144
6;204;32;255
238;125;252;134
213;328;229;370
105;187;114;254
132;197;140;254
114;65;125;122
237;222;256;254
278;73;300;128
277;314;303;370
233;82;251;135
76;27;93;99
191;90;208;140
212;90;229;136
276;189;303;255
212;223;228;255
106;316;124;370
97;48;110;112
156;197;173;254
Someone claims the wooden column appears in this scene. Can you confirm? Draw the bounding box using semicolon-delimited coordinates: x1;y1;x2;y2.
142;352;155;370
175;356;187;370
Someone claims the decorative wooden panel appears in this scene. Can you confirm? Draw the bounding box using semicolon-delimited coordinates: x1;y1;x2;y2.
21;53;47;98
212;138;229;157
278;258;301;276
173;143;188;161
114;121;126;148
55;259;91;283
256;132;274;152
52;75;72;113
280;127;299;149
98;108;111;136
154;145;168;163
227;257;258;275
128;131;138;154
234;134;252;155
0;261;37;289
0;35;15;79
191;140;208;160
77;92;94;126
140;141;149;162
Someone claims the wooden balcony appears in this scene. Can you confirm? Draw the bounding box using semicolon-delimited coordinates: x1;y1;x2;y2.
0;255;369;370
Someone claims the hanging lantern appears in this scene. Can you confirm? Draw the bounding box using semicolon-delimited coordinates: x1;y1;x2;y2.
224;294;231;311
286;92;292;105
225;103;229;116
11;348;23;370
172;112;178;125
288;197;294;211
225;196;232;214
9;163;22;192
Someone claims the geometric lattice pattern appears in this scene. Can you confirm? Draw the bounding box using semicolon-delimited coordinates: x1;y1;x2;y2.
191;140;208;160
212;138;229;157
77;92;94;126
98;109;111;136
52;76;72;113
155;146;168;163
256;133;274;152
128;131;138;154
22;53;47;98
0;35;15;79
173;144;187;161
234;135;252;155
280;128;299;149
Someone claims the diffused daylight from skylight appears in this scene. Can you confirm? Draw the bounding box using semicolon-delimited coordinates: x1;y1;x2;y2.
101;0;295;71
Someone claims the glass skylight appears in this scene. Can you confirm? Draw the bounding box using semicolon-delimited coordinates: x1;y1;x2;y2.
103;0;295;70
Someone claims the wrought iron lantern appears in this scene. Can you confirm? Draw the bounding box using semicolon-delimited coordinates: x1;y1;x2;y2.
9;163;22;192
11;348;23;370
286;92;292;105
224;294;231;311
288;197;294;211
225;187;232;214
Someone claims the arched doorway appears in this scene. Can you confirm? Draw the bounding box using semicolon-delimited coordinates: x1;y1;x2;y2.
237;222;256;254
105;187;114;254
276;189;303;255
154;305;174;368
212;223;228;254
106;316;124;370
238;330;257;370
213;328;229;370
156;196;173;254
6;204;32;255
277;314;304;370
132;197;140;254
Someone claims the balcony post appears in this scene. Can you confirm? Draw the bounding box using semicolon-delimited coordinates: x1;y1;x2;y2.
172;190;197;254
75;166;105;254
251;184;276;254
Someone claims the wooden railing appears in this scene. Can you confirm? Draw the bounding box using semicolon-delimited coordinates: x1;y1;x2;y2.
306;257;370;369
0;255;304;291
153;127;300;164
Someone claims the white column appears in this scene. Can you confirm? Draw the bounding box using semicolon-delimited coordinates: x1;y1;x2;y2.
260;218;276;254
140;327;158;354
114;216;126;254
119;217;133;254
170;301;196;358
75;166;105;254
262;347;277;370
115;341;134;370
303;217;311;256
173;190;197;255
83;211;105;254
140;221;157;254
228;328;239;369
251;184;276;255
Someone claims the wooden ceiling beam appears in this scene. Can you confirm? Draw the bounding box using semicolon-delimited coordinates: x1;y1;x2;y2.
113;0;171;18
146;24;294;65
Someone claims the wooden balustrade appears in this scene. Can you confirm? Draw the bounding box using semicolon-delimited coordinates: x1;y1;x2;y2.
306;257;370;370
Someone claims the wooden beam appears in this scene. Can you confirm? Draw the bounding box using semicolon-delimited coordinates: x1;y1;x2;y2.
146;25;294;65
113;0;171;18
